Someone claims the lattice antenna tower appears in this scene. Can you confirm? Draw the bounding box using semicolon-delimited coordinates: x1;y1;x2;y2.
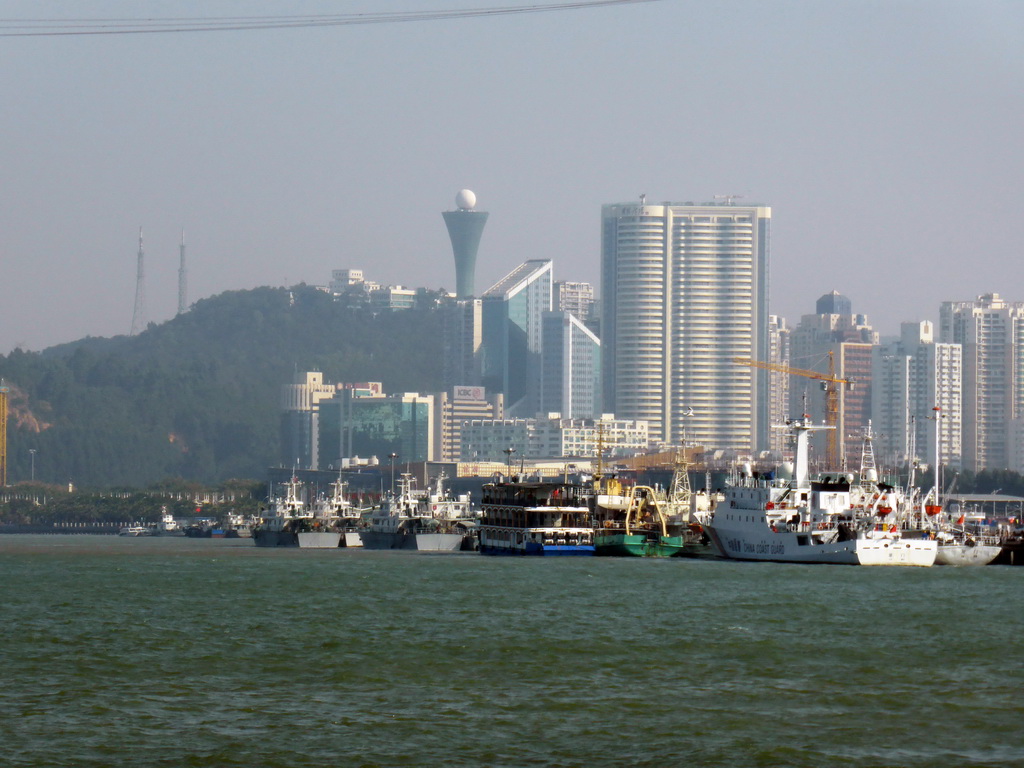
130;227;147;335
177;229;188;315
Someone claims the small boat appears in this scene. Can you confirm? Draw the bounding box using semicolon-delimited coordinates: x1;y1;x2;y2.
479;477;594;556
933;520;1001;566
152;507;185;536
118;524;152;537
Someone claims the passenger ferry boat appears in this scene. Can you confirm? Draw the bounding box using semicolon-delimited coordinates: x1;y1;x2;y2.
479;478;594;555
704;419;937;566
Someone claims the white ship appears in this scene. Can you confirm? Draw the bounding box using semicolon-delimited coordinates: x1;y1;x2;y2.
152;506;185;536
359;473;470;552
704;420;937;566
308;474;365;548
253;476;325;547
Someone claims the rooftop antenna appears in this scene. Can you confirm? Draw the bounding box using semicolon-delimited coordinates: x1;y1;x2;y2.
714;194;744;206
639;193;647;206
130;227;147;336
177;229;188;315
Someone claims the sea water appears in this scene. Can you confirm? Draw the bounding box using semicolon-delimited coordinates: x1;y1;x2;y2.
1;535;1021;767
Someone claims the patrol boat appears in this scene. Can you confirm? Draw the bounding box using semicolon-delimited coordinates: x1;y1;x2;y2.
704;419;937;566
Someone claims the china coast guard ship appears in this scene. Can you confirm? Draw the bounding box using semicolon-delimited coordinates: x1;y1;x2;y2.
705;420;937;566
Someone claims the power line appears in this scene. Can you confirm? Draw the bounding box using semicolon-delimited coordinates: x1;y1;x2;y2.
0;0;663;37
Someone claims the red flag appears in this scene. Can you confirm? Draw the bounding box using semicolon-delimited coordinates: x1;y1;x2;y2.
956;514;965;526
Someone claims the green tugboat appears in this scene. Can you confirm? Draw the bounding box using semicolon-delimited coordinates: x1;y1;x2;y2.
592;480;686;557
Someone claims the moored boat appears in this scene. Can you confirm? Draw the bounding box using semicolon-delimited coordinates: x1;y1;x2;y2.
359;473;467;551
704;419;937;566
591;482;685;557
479;477;594;556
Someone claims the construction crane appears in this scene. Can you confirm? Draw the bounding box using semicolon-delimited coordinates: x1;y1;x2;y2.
0;380;8;487
733;354;855;468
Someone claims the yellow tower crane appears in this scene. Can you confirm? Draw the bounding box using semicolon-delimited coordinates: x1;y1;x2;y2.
733;354;855;469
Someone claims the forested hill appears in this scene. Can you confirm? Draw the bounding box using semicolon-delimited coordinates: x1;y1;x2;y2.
0;286;444;487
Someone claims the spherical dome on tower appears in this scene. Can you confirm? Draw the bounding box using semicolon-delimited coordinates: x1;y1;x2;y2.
455;189;477;210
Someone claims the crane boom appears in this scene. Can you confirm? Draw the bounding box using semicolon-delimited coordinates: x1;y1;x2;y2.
733;355;854;468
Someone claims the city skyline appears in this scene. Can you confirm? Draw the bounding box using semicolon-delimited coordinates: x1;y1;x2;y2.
2;1;1022;354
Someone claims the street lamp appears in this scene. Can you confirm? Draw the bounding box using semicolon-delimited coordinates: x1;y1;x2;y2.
29;449;36;482
388;453;398;495
503;447;516;477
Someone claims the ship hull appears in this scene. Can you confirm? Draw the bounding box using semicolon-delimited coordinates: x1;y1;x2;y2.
480;541;595;556
935;544;1000;566
296;531;343;549
594;532;685;557
706;523;936;566
359;530;465;552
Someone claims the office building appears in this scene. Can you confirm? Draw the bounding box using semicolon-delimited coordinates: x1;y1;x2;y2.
433;386;505;462
442;189;489;299
940;293;1024;471
442;299;483;391
279;371;339;469
460;414;649;462
872;321;962;469
319;386;432;466
601;199;771;450
540;310;602;419
481;259;553;416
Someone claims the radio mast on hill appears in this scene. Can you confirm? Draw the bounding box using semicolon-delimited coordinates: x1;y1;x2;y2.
177;229;188;315
130;227;147;336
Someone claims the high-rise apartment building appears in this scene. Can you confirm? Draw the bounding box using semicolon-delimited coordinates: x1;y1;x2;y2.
600;200;771;450
481;259;553;416
789;293;878;466
554;281;596;321
940;293;1024;471
872;321;962;469
540;311;602;419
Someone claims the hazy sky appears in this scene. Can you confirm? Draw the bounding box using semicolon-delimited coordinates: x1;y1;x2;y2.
1;0;1022;353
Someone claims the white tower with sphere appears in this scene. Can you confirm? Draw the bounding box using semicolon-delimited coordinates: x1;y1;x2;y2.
442;189;489;299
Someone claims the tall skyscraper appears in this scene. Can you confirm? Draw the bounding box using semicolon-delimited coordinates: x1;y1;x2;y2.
481;259;553;416
872;321;962;470
442;189;489;299
600;200;771;450
940;293;1024;472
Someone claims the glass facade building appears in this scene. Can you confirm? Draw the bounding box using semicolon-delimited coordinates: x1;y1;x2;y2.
481;260;553;416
